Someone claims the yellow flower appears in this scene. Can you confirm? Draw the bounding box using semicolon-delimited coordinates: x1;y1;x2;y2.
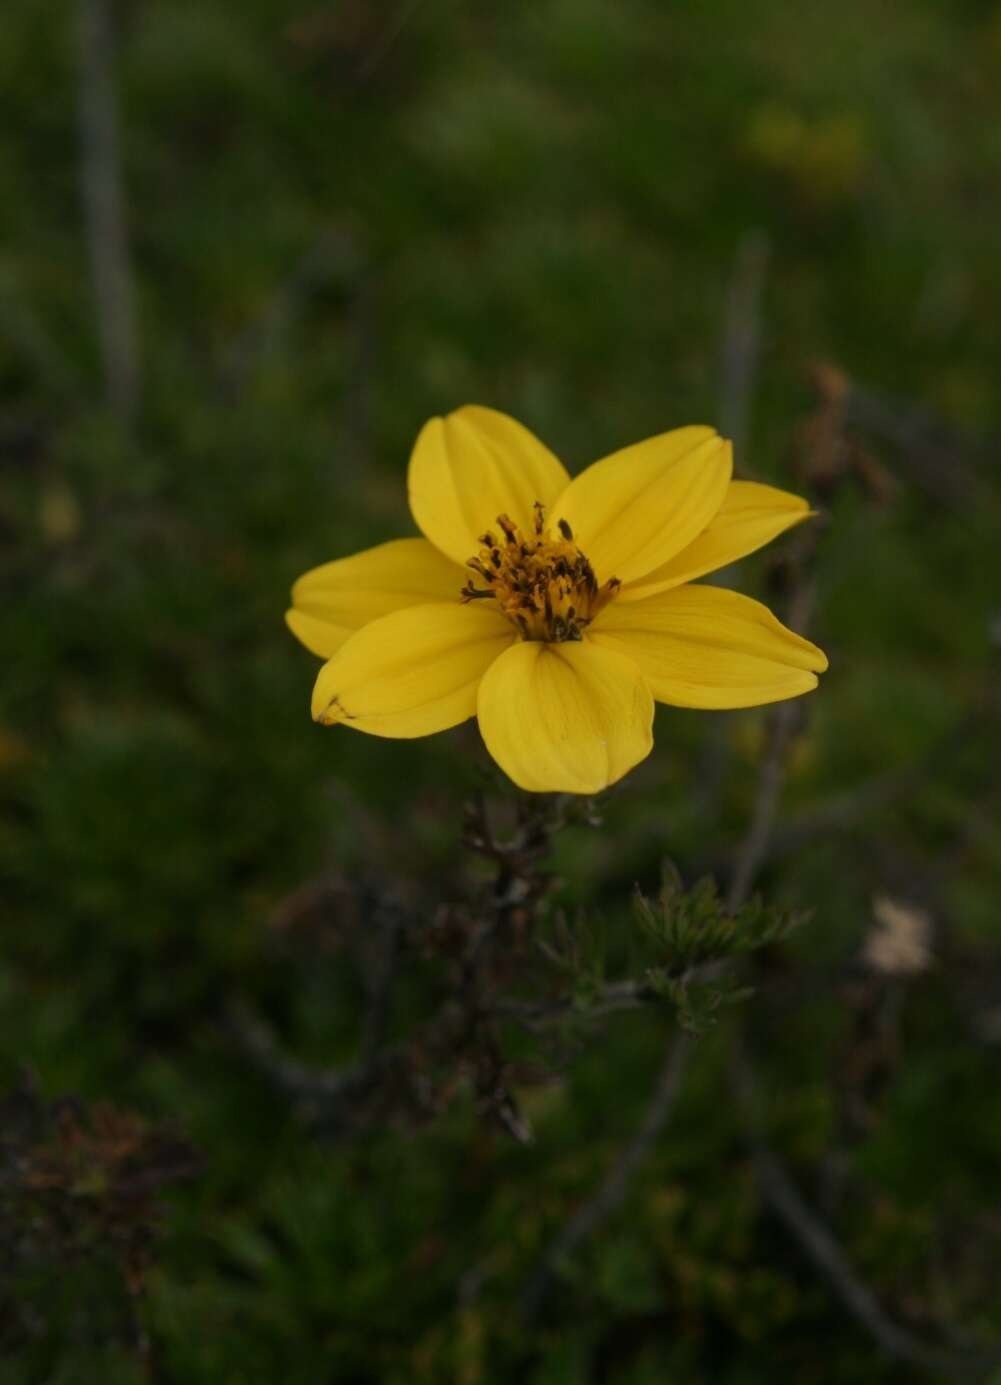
286;406;827;794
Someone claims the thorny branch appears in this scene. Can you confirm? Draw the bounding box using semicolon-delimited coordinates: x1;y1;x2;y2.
228;791;572;1142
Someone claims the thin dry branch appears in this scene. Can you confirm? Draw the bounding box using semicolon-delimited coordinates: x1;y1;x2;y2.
713;457;988;1369
495;979;657;1029
520;1030;694;1322
219;228;362;395
731;1049;997;1379
359;904;404;1070
719;228;770;468
519;440;826;1320
696;231;771;819
843;377;984;510
689;704;986;883
519;639;810;1318
77;0;139;425
354;0;427;83
726;565;814;913
718;473;999;1373
225;1000;369;1107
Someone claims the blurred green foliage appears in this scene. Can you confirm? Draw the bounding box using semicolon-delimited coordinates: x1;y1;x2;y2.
3;0;1001;1379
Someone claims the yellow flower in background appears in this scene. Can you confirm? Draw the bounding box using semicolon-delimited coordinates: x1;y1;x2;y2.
286;407;827;794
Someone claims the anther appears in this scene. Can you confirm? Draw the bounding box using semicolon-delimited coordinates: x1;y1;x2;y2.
558;518;574;541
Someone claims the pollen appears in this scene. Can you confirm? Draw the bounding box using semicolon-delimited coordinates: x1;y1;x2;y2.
460;502;621;642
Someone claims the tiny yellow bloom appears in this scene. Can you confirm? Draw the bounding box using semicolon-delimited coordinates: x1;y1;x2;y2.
286;406;827;794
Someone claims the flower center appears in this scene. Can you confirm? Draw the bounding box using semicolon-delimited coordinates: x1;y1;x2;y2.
460;502;620;642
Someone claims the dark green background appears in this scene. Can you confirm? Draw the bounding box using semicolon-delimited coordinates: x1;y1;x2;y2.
3;0;1000;1379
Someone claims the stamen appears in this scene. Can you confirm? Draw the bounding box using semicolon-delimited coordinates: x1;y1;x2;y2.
459;503;621;642
460;583;496;603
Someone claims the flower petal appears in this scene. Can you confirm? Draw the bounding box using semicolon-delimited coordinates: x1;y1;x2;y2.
312;602;514;738
287;538;465;658
550;426;732;587
588;584;828;710
620;481;814;602
476;640;654;794
407;405;572;565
